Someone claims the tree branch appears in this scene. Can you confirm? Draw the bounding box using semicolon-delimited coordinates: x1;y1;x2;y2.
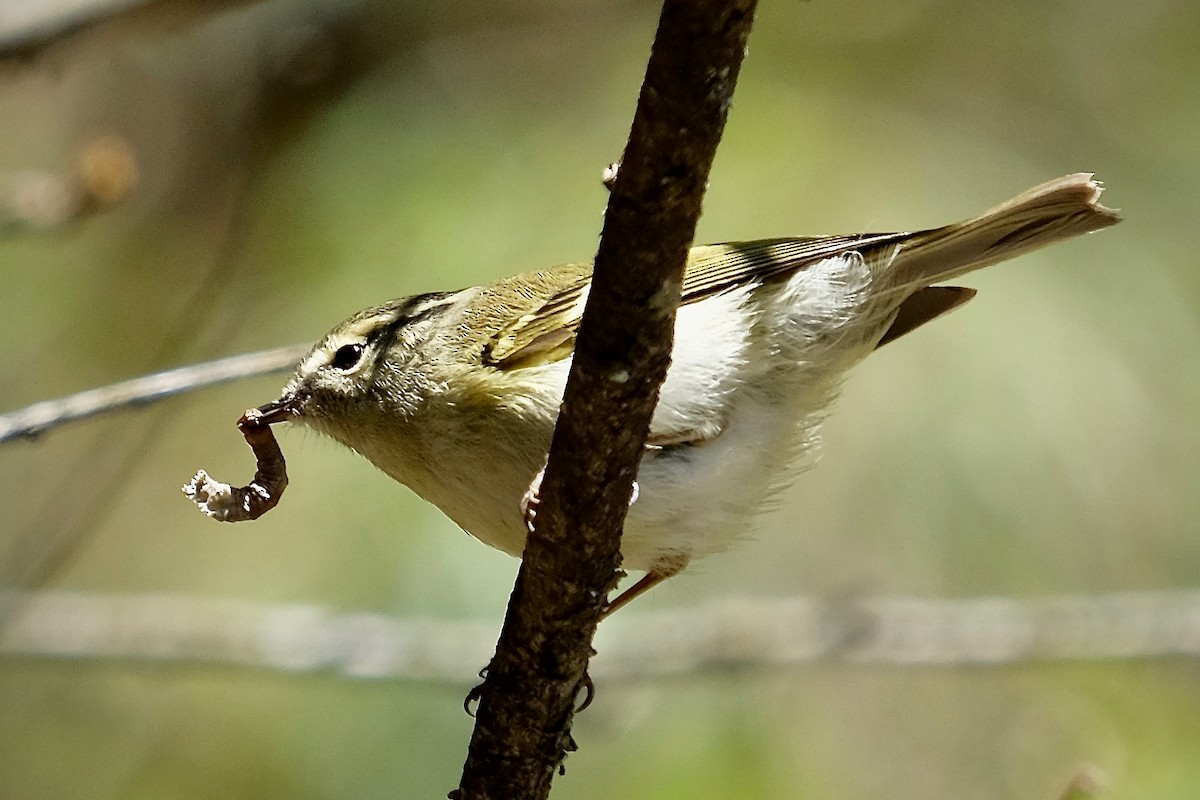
455;1;758;798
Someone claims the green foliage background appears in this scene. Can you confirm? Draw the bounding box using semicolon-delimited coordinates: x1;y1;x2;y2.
1;1;1198;797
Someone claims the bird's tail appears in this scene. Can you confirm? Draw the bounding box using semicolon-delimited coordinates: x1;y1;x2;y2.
886;173;1121;291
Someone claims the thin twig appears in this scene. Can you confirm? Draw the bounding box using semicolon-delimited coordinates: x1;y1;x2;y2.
456;2;758;797
0;344;307;444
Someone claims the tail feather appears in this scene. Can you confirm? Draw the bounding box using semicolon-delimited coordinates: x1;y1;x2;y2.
875;286;977;348
888;173;1121;290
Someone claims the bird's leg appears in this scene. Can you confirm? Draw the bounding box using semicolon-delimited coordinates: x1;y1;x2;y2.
601;573;665;617
520;454;662;617
602;560;685;617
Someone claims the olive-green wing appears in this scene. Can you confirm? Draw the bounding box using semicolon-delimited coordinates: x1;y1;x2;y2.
483;233;909;370
480;264;593;370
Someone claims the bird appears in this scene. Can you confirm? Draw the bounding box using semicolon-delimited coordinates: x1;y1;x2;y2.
242;173;1119;611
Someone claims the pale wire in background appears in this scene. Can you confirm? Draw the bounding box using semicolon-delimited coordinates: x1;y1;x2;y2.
2;589;1198;682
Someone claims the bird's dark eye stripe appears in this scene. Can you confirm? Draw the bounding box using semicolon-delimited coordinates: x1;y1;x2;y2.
398;291;457;324
372;291;459;344
350;291;461;357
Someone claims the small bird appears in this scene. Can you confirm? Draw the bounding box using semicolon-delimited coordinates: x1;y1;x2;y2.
247;174;1119;611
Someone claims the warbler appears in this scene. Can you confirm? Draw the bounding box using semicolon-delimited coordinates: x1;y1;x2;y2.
231;174;1120;610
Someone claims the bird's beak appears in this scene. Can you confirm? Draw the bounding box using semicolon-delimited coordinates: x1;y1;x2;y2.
253;392;304;425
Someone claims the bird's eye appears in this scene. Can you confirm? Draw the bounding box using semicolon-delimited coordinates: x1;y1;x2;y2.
330;343;365;371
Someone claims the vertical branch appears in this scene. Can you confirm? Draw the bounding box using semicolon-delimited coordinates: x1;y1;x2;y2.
454;1;758;798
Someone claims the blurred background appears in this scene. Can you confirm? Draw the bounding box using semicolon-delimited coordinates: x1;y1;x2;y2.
1;0;1198;797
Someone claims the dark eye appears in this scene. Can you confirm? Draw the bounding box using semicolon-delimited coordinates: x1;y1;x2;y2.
330;343;365;371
